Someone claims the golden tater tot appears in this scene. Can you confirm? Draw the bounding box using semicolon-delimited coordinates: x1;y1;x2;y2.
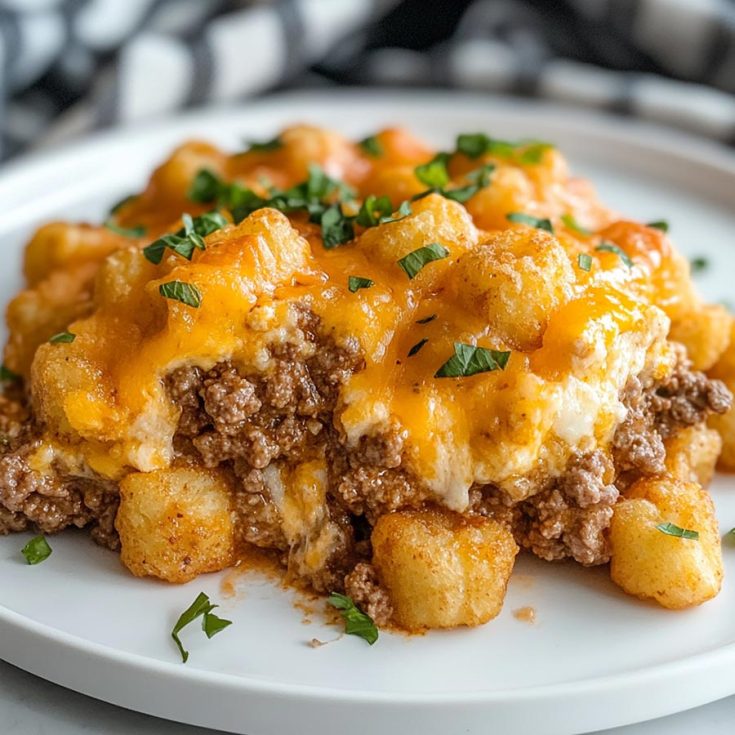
609;476;723;609
117;468;235;583
372;508;518;631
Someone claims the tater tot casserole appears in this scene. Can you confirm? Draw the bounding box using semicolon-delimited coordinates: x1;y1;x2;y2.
2;125;733;636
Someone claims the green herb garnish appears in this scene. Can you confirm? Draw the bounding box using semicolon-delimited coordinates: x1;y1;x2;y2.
22;535;52;565
171;592;232;663
690;256;708;274
506;212;554;233
408;338;428;357
455;133;553;163
435;343;510;378
159;281;202;308
415;153;451;189
577;253;593;272
397;243;449;279
0;364;20;382
561;214;592;236
109;194;137;215
416;314;437;325
441;163;495;203
321;205;354;249
241;135;282;154
596;242;633;268
104;221;146;238
188;169;223;203
328;592;378;645
656;522;699;540
144;211;226;264
49;332;75;344
356;196;411;227
647;220;669;233
359;135;383;158
348;276;374;293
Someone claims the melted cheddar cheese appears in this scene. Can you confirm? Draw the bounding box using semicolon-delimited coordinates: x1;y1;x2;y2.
6;125;705;513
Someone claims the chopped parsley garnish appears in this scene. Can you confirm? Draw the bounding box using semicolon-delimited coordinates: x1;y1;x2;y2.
171;592;232;663
159;280;202;308
441;163;495;203
577;253;593;272
359;135;383;158
595;242;633;268
241;135;282;154
415;153;451;189
435;343;510;378
22;535;52;565
455;133;553;163
321;204;354;249
561;213;592;236
397;243;449;279
416;314;437;325
506;212;554;233
109;193;137;215
0;364;19;382
188;169;223;203
690;256;708;274
356;196;411;227
647;220;669;233
656;522;699;540
49;331;75;344
348;276;374;293
408;338;428;357
413;154;493;203
104;221;146;238
144;211;226;264
328;592;378;645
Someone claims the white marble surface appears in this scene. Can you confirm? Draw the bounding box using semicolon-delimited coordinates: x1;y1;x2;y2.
1;659;733;735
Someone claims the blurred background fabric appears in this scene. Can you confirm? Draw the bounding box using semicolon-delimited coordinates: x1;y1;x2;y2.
0;0;734;159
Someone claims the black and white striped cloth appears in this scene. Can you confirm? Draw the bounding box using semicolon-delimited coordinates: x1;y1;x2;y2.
1;0;734;159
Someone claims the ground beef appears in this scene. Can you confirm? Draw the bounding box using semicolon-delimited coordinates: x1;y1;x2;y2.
344;562;393;625
614;353;731;476
0;446;119;548
167;313;364;474
512;451;619;566
232;464;287;550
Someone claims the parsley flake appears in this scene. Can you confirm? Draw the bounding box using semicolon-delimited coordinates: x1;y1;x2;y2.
656;522;699;540
577;253;593;272
104;221;146;238
328;592;378;645
359;135;383;158
49;331;75;344
647;220;669;233
455;133;553;163
356;196;411;227
408;338;428;357
22;535;52;565
416;314;437;325
414;153;451;189
171;592;232;663
159;281;202;308
109;194;138;215
188;169;223;203
442;163;495;203
435;343;510;378
321;204;354;249
144;211;226;264
241;135;282;154
0;364;20;382
561;214;593;236
348;276;374;293
596;242;633;268
506;212;554;233
690;256;709;274
397;243;449;279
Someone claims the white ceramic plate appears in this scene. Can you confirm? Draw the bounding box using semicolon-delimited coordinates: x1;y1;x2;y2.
0;90;734;735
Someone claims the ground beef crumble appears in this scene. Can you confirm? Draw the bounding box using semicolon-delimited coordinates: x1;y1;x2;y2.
614;350;731;477
344;562;393;625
